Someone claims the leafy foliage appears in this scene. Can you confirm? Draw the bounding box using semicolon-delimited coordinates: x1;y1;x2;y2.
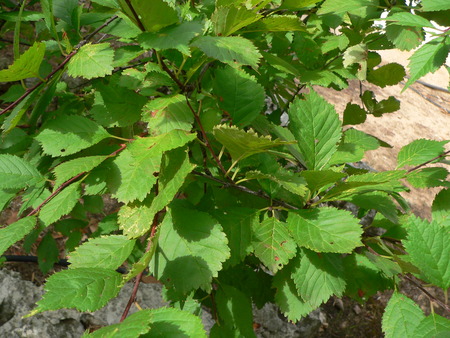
0;1;449;337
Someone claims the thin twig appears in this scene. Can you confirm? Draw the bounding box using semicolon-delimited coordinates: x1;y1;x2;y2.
407;150;450;173
0;15;119;116
192;170;298;209
158;55;186;91
403;275;450;313
123;0;145;31
120;209;161;322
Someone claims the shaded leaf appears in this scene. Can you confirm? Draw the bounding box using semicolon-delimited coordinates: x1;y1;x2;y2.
0;154;44;189
407;167;450;188
432;188;450;227
367;63;406;88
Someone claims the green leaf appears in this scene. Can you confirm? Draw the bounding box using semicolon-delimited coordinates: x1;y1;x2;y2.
413;314;450;337
287;207;362;253
361;91;401;117
344;128;381;151
37;232;59;274
345;192;398;223
216;285;256;337
397;139;448;168
382;291;425;338
84;309;152;337
118;148;195;238
273;262;314;322
292;249;346;308
68;43;114;80
212;66;265;127
0;154;44;189
432;189;450;227
0;42;45;82
68;235;135;270
421;0;450;11
317;0;374;15
138;21;203;55
300;170;346;194
367;63;406;88
252;217;297;273
342;103;367;125
403;216;450;288
386;24;423;51
213;124;291;161
150;201;230;295
212;208;256;267
118;0;179;32
241;15;306;33
343;43;368;80
111;130;196;203
404;38;450;90
281;0;321;9
92;79;148;127
407;167;450;188
245;170;308;198
27;268;122;316
53;156;107;189
143;95;194;134
39;182;81;226
212;5;261;36
146;307;207;337
288;90;342;170
191;36;262;68
35;115;111;157
384;12;435;28
329;142;364;165
0;216;36;256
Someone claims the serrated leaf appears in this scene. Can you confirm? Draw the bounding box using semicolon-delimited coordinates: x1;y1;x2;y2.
317;0;374;15
403;216;450;288
138;20;203;55
0;154;44;189
118;148;195;238
69;235;135;270
329;142;365;165
147;307;207;337
53;156;107;189
35;115;111;157
367;63;406;88
212;5;261;36
273;262;314;322
344;128;381;151
288;90;342;170
215;285;255;337
213;124;291;161
0;216;36;256
407;167;450;188
300;170;346;194
111;130;196;203
143;95;193;134
404;38;450;90
386;24;423;51
288;207;362;253
84;309;152;337
245;170;308;198
384;12;435;28
421;0;450;12
397;139;448;168
323;170;406;200
92;79;148;127
212;66;265;127
413;314;450;337
241;15;305;33
292;249;346;308
252;217;297;273
68;43;114;79
212;208;256;267
118;0;178;32
382;291;425;338
27;268;122;316
39;182;81;226
191;36;262;68
0;42;45;82
37;232;59;274
342;103;367;125
432;189;450;227
150;201;230;295
345;192;399;223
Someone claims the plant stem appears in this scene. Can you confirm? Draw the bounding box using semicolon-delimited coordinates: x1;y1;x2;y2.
403;275;450;313
406;150;450;173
